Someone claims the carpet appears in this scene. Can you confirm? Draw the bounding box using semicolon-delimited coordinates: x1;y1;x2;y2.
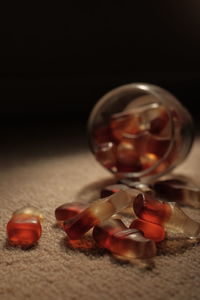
0;133;200;300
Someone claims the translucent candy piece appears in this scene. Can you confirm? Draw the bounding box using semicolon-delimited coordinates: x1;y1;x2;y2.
130;219;165;242
154;179;200;208
93;219;157;259
13;206;44;222
55;202;88;227
116;140;141;172
133;193;200;237
7;215;42;247
64;190;138;240
165;202;200;237
133;193;171;225
109;112;141;142
95;142;117;170
100;184;141;215
108;188;140;210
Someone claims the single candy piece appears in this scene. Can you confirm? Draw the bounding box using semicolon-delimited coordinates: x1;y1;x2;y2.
109;112;141;143
133;193;200;238
64;189;139;240
129;219;165;242
116;140;142;172
154;179;200;208
164;202;200;237
7;214;42;247
133;193;171;225
93;218;156;259
133;194;171;225
55;202;88;227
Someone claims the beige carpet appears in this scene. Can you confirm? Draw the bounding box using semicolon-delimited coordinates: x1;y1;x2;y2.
0;134;200;300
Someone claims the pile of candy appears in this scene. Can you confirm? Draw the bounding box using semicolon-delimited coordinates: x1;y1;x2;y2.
92;101;181;177
5;178;200;263
54;180;200;261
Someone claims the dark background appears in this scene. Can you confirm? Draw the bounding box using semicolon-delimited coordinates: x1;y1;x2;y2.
0;1;200;142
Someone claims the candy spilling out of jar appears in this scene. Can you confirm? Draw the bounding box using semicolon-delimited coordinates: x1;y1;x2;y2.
55;185;200;261
88;84;194;180
7;206;43;247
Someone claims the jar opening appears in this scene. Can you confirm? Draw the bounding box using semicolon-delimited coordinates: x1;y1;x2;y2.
88;83;194;182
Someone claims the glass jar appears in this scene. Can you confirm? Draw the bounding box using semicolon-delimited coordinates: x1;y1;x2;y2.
88;83;194;182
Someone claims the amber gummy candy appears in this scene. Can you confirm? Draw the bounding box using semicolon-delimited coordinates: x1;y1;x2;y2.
116;139;142;173
109;112;141;143
133;193;200;237
93;218;156;259
130;219;165;242
7;210;42;247
133;193;171;225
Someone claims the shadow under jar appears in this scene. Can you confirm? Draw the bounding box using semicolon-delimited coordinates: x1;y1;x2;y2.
88;83;194;183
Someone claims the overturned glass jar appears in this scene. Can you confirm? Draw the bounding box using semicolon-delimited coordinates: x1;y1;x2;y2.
88;83;194;182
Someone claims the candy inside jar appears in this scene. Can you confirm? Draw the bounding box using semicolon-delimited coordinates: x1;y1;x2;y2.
88;83;194;181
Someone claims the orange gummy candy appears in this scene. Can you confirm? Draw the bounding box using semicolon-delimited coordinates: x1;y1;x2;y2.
7;214;42;247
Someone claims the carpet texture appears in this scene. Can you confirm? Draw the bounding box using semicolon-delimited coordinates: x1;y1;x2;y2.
0;135;200;300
